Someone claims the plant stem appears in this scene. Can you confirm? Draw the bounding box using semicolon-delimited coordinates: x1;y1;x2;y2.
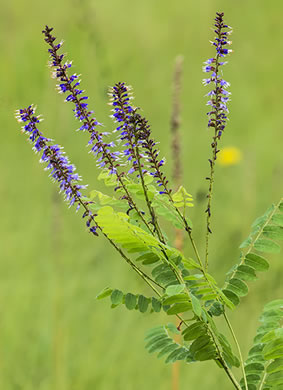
258;372;267;390
219;359;242;390
224;312;248;390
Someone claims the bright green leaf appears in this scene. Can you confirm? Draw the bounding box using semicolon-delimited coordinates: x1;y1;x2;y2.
96;287;113;300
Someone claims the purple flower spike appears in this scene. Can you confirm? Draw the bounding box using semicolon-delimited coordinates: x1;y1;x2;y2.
203;12;232;140
15;105;98;235
109;82;171;195
42;26;120;177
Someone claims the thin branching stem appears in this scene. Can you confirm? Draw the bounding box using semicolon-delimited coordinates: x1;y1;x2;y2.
224;311;248;390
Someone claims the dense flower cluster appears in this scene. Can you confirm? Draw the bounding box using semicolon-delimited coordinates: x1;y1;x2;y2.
42;26;119;175
110;82;170;194
15;105;98;235
110;82;140;175
203;12;232;140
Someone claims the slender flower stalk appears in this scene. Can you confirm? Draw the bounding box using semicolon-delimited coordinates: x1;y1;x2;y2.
42;26;153;234
203;12;232;270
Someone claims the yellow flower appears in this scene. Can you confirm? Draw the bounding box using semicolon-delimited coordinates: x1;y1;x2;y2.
217;146;242;166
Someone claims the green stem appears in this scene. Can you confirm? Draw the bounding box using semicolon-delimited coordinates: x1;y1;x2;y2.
258;372;267;390
218;360;242;390
224;312;248;390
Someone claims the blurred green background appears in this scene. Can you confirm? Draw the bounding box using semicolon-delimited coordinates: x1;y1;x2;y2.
1;0;283;389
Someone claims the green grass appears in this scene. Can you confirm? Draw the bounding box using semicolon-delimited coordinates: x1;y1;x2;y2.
2;0;283;388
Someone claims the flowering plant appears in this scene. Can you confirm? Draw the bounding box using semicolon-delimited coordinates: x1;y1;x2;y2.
16;12;283;390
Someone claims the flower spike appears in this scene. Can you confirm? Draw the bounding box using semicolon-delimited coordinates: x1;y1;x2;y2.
42;26;120;175
15;105;98;235
203;12;232;139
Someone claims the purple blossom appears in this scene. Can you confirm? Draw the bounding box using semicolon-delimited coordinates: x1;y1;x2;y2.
203;12;232;140
15;105;98;235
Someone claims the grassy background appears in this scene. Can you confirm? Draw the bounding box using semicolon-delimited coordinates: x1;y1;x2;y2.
1;0;283;389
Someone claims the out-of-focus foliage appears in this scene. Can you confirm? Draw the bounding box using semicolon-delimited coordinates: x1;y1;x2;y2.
2;0;283;389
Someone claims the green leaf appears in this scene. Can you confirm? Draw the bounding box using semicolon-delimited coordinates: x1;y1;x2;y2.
263;339;283;360
165;347;188;363
157;343;178;358
166;323;180;335
155;271;178;287
235;264;258;280
190;335;211;356
222;289;240;306
145;326;165;340
227;278;249;297
194;344;217;361
145;334;167;349
111;289;124;305
138;295;149;313
266;358;283;374
262;329;283;343
151;297;162;312
240;236;253;249
162;293;188;306
166;302;192;315
148;338;172;353
191;294;202;317
96;287;113;300
135;252;160;264
245;253;269;271
254;238;281;253
271;213;283;227
152;195;185;229
264;299;283;311
245;362;265;374
266;371;283;386
125;293;137;310
208;301;224;317
263;225;283;240
165;284;185;296
182;322;206;341
172;186;193;208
